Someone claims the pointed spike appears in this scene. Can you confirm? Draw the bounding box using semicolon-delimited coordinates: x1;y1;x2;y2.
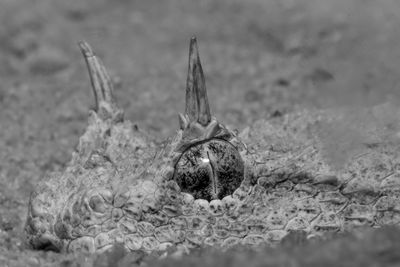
78;41;116;112
194;44;211;126
185;38;198;122
185;37;211;126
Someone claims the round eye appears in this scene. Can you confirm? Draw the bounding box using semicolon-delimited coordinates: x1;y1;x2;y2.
173;139;244;201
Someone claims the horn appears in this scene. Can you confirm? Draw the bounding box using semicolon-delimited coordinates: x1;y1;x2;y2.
185;37;211;126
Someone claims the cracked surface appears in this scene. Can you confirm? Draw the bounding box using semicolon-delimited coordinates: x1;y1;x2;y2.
25;39;400;255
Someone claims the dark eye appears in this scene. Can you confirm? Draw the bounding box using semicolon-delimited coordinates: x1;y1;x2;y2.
173;139;244;201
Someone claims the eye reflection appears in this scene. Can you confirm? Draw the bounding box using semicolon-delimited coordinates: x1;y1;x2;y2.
173;139;244;201
201;158;210;164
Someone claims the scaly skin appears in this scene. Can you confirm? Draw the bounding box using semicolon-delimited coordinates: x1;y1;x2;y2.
25;38;400;254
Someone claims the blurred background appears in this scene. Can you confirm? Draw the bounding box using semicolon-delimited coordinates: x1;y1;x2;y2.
2;0;400;134
1;0;400;261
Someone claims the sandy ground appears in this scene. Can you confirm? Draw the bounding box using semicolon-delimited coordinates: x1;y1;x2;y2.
2;0;400;265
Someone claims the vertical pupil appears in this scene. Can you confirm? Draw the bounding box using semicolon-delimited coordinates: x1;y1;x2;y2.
173;139;244;201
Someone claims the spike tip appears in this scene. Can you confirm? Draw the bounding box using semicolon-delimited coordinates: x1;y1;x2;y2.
78;41;123;121
185;37;211;126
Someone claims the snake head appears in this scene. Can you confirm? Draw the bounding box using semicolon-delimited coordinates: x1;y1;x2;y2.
25;38;252;253
25;37;398;255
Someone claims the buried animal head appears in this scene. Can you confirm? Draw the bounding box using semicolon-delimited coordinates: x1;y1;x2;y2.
25;37;398;254
25;37;254;253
